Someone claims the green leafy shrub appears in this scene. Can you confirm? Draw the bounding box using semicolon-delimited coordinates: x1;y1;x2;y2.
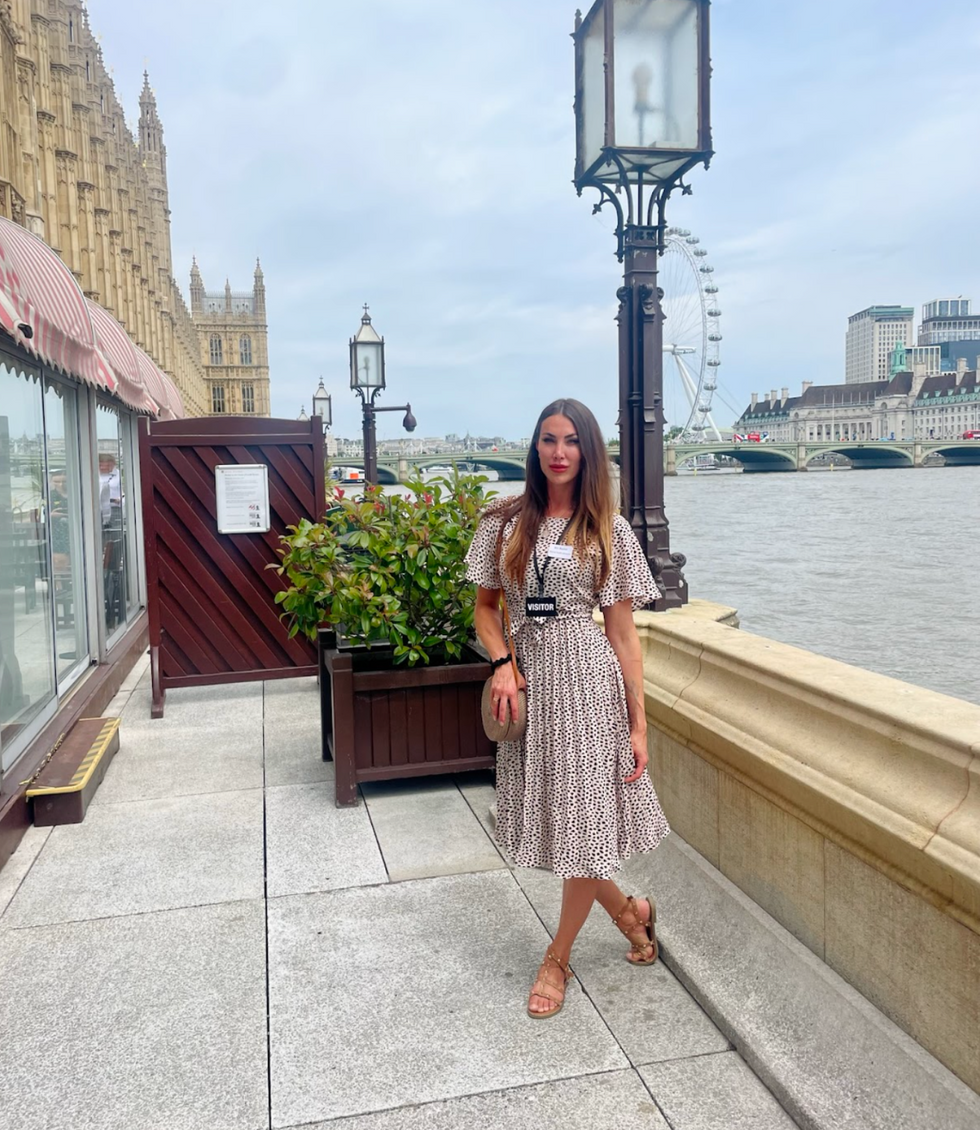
272;470;494;666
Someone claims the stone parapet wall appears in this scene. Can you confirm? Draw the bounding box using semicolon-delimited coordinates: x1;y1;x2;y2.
636;605;980;1094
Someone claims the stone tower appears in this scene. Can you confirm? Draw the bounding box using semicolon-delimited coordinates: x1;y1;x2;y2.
190;259;271;416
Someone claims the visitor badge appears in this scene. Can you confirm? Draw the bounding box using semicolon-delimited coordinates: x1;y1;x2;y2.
526;595;557;618
547;544;573;560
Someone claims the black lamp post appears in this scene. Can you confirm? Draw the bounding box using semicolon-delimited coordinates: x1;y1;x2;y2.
573;0;712;608
350;306;417;485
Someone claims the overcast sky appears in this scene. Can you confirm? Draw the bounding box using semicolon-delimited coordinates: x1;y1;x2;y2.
88;0;980;442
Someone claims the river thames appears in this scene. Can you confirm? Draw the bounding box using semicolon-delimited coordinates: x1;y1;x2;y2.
472;465;980;706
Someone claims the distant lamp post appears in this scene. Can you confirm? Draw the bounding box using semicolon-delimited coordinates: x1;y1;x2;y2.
350;305;416;485
312;377;333;429
573;0;712;608
297;407;309;421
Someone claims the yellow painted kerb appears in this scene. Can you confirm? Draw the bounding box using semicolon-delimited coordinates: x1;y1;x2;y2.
26;719;121;797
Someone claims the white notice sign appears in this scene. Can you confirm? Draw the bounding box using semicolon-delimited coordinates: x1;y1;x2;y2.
215;464;270;534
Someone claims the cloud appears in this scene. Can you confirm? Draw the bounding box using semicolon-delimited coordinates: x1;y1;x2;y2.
86;0;980;436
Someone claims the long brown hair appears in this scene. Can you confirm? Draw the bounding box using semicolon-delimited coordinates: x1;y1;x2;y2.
489;398;615;589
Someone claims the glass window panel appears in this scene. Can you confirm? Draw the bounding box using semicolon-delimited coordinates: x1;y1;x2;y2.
353;342;383;389
96;402;127;639
44;380;88;685
579;4;606;174
613;0;699;151
120;413;140;621
0;357;56;770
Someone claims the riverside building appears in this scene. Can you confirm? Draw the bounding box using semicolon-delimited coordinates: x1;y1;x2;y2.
916;298;980;372
736;366;980;443
845;306;914;384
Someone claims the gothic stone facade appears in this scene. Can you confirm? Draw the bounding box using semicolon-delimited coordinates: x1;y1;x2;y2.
0;0;269;417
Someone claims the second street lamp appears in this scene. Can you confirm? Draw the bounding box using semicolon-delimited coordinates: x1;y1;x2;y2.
572;0;713;608
312;377;332;429
350;306;417;485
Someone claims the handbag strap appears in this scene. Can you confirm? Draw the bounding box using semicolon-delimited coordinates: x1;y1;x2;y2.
500;595;520;685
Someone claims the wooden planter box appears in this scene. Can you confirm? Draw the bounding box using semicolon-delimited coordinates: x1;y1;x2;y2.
319;631;496;806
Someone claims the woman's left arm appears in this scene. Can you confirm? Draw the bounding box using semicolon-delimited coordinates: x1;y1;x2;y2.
603;599;648;784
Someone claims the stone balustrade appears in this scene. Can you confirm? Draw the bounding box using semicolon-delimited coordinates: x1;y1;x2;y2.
635;601;980;1094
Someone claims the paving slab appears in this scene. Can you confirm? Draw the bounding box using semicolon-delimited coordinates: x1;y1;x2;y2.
266;780;388;897
0;899;267;1130
362;777;504;880
150;680;264;729
295;1068;670;1129
94;722;264;804
631;836;980;1130
3;789;264;928
0;825;51;921
265;716;333;787
455;770;499;843
268;870;628;1126
512;857;730;1064
640;1052;798;1130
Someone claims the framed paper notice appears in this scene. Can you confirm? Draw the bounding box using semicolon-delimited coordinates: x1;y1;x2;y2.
215;464;271;534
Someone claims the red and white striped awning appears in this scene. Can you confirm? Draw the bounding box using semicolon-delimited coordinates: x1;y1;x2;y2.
0;215;183;419
135;349;184;421
0;214;115;393
85;298;158;415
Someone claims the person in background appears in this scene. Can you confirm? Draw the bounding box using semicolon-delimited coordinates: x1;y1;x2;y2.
98;452;122;529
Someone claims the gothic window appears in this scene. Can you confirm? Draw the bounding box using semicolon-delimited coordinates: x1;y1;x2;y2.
242;384;255;414
209;334;223;365
212;385;226;414
239;335;252;365
69;17;74;42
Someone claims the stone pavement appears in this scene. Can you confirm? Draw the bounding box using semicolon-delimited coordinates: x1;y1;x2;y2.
0;658;977;1130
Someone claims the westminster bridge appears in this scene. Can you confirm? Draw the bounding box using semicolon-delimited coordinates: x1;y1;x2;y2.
360;438;980;482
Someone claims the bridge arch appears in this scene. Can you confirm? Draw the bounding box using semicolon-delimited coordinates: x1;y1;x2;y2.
801;445;913;470
921;442;980;467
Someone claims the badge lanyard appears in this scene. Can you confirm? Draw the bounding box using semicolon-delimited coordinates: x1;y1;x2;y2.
526;519;572;619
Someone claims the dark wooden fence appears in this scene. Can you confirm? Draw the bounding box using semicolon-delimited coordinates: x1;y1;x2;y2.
139;416;326;717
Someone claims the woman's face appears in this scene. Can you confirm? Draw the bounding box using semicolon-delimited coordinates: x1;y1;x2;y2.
536;414;581;489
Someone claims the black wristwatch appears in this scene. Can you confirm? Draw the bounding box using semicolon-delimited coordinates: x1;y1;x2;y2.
489;653;512;671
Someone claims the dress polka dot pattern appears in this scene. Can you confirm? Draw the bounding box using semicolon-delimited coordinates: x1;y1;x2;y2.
465;511;670;879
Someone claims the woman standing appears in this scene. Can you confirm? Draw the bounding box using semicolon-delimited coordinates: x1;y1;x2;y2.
465;398;670;1018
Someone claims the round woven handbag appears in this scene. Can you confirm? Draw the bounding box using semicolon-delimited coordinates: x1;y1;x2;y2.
481;596;526;742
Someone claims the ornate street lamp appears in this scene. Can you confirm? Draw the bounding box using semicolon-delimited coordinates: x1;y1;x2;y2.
573;0;713;608
349;306;417;485
312;377;332;428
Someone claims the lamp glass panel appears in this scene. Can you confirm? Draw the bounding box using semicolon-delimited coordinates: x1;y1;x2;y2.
353;341;384;390
313;392;331;424
578;4;606;174
612;0;699;152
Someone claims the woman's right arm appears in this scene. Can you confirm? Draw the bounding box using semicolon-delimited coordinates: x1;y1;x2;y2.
474;586;525;725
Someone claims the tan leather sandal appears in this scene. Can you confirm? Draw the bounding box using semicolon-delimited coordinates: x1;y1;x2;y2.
527;950;574;1019
611;894;658;966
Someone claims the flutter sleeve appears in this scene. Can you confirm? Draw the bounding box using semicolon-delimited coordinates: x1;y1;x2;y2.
597;514;661;609
465;514;503;589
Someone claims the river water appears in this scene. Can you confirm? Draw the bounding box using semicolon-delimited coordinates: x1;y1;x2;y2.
464;466;980;706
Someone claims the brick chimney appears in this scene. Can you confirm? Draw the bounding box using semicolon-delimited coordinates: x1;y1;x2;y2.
801;381;813;393
781;387;789;403
770;389;778;406
750;393;758;407
956;356;968;385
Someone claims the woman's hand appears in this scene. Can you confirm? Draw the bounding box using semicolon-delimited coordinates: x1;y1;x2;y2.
491;663;526;725
623;729;648;784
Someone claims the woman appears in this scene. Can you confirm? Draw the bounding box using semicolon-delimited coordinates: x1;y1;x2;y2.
465;398;670;1019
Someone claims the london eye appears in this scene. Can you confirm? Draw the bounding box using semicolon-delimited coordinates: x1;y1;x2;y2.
660;228;723;442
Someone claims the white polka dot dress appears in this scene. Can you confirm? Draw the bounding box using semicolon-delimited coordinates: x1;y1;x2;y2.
466;512;670;879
